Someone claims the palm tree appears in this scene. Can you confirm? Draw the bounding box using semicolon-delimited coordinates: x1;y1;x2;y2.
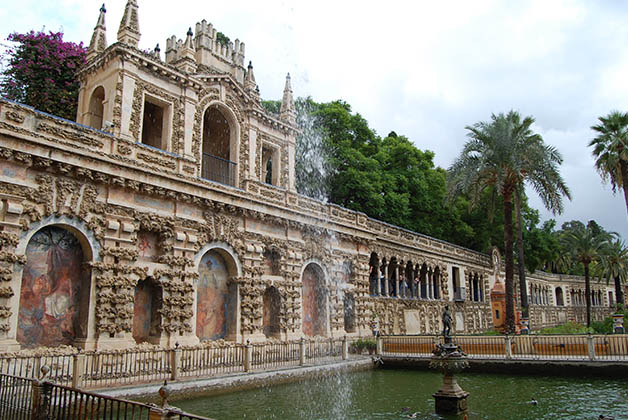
447;111;571;333
561;224;614;327
596;239;628;309
514;187;529;318
590;111;628;218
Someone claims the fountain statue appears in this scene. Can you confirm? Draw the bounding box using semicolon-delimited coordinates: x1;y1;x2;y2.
430;305;470;416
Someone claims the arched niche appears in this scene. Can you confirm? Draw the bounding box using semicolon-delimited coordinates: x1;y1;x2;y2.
263;286;281;338
419;263;428;299
196;248;240;341
555;287;564;306
301;262;328;337
343;292;356;333
368;252;379;296
17;226;93;348
201;103;239;187
433;267;441;300
88;86;105;130
132;276;163;344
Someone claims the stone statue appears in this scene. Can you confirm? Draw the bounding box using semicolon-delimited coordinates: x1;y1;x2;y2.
442;305;452;337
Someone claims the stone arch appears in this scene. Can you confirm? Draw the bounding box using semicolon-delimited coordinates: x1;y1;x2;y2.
88;86;105;130
17;225;93;348
263;286;281;338
195;245;241;341
301;261;328;337
14;216;100;349
132;276;163;344
433;266;441;300
193;242;242;276
200;102;240;186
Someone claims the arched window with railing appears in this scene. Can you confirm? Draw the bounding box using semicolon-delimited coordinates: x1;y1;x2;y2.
201;105;237;186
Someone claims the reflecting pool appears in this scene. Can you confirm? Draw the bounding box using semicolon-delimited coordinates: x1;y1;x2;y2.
174;369;628;420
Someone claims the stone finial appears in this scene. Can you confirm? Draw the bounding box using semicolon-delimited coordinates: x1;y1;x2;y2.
117;0;141;48
153;43;161;60
245;61;257;89
245;61;261;102
280;73;297;125
183;28;195;54
87;4;107;61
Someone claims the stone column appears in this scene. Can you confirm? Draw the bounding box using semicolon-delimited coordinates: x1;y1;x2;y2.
395;265;400;298
375;261;381;296
428;271;433;300
383;263;389;297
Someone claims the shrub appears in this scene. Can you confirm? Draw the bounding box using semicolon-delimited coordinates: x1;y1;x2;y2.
0;31;86;120
538;321;592;335
351;338;377;354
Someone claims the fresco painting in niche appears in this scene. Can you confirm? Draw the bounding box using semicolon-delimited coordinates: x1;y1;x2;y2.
137;231;158;262
133;278;163;343
302;264;327;337
263;286;281;337
18;227;88;348
197;251;230;340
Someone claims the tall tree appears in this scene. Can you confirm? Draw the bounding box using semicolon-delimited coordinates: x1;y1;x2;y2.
447;111;571;333
596;239;628;309
561;223;614;326
590;111;628;218
514;187;529;318
0;31;86;120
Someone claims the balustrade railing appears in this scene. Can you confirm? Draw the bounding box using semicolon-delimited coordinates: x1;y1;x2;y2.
380;334;628;362
179;345;245;378
0;338;355;391
201;152;236;186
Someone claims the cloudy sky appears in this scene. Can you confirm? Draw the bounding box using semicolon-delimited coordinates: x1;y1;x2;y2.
1;0;628;239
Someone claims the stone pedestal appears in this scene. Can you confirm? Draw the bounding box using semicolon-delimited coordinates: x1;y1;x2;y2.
431;335;470;416
433;371;469;415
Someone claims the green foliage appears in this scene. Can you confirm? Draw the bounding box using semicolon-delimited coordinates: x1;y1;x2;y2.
293;98;488;249
591;318;614;334
351;338;377;353
538;321;592;335
589;111;628;214
479;329;504;336
595;239;628;306
262;100;281;116
216;32;230;47
0;31;86;121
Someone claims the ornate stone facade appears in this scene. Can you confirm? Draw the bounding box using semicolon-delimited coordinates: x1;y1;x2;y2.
0;1;615;351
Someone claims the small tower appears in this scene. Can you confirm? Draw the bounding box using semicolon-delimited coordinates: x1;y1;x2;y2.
117;0;141;48
280;73;297;125
87;4;107;61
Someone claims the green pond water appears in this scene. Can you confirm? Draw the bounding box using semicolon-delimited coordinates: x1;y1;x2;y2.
174;369;628;420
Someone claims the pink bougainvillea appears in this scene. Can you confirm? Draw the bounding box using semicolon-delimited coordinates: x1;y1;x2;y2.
0;31;87;120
